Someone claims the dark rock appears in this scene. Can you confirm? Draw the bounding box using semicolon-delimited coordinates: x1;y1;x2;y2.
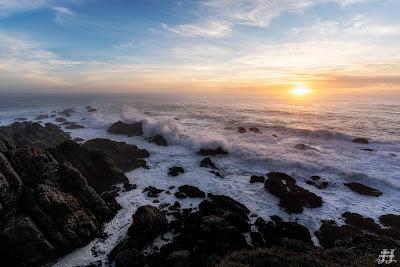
306;176;329;189
55;117;67;123
168;166;185;176
178;185;205;198
200;157;217;169
58;108;75;117
143;186;164;198
123;183;137;192
0;122;70;149
265;172;323;213
208;194;250;215
148;135;168;146
342;212;381;233
379;214;400;230
353;138;369;144
107;121;143;137
250;231;264;247
361;148;374;152
344;182;382;197
272;134;278;137
65;124;85;129
174;192;187;199
198;147;228;156
14;117;28;121
74;138;85;142
250;175;265;183
0;145;119;267
34;114;49;120
294;143;313;150
249;127;261;133
84;138;149;172
315;220;362;248
86;106;97;112
49;140;129;193
169;201;181;211
237;127;246;133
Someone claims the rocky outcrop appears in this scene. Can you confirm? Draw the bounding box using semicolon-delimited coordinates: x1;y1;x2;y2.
265;172;323;213
168;166;184;176
344;182;382;197
49;140;129;193
107;121;143;137
148;135;168;146
250;175;265;183
176;185;205;198
84;138;149;172
353;138;369;144
0;146;119;267
0;122;70;149
305;175;329;189
198;147;228;156
200;157;224;178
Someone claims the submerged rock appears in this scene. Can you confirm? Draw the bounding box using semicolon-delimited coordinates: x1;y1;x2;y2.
344;182;382;197
198;147;228;156
168;166;184;176
49;140;129;193
250;175;265;183
237;127;247;133
265;172;323;213
84;138;149;172
58;108;75;117
65;123;85;129
305;176;329;189
200;157;217;169
108;121;143;136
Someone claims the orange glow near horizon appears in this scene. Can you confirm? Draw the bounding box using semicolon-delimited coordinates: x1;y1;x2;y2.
290;84;312;96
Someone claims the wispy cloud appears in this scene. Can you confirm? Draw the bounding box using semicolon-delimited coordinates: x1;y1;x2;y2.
162;21;232;38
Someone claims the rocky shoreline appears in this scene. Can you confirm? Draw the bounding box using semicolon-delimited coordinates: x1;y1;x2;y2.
0;120;398;267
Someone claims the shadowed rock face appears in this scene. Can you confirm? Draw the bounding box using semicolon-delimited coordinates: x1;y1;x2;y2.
265;172;323;213
49;140;129;193
0;146;120;267
84;138;150;172
344;182;382;197
0;122;70;149
108;121;144;136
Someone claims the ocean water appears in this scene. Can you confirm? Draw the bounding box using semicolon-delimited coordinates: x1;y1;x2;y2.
0;93;399;266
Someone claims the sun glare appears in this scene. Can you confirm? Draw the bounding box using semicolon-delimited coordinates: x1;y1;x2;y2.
291;85;311;96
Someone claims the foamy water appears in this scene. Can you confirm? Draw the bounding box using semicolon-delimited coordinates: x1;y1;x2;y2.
0;94;399;266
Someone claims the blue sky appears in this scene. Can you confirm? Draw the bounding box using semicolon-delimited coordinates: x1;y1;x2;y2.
0;0;399;94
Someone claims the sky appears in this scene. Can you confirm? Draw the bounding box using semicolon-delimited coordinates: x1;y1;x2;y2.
0;0;399;94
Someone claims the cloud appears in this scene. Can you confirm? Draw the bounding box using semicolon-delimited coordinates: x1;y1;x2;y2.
162;21;232;38
164;0;372;38
0;0;47;16
113;41;142;50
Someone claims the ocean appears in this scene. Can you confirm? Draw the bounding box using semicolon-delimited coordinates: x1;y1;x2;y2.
0;93;399;266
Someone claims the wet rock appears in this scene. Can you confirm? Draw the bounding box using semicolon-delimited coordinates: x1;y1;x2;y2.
107;121;143;137
168;166;185;177
143;186;164;198
255;217;312;245
174;192;187;199
58;108;75;117
84;138;149;172
294;143;314;150
65;123;85;129
265;172;323;213
250;231;265;247
305;176;329;189
49;140;129;193
344;182;382;197
315;220;362;248
74;137;85;142
198;147;228;156
237;127;246;133
148;135;168;146
249;127;261;133
34;114;49;120
200;157;217;169
342;212;381;233
178;185;205;198
379;214;400;230
0;145;119;267
55;117;67;123
250;175;265;183
272;134;278;138
208;194;250;215
361;148;374;152
353;138;369;144
86;106;97;112
169;201;181;211
123;183;137;192
0;122;70;149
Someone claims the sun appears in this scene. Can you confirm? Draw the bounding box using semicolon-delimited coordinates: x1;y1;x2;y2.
290;85;312;96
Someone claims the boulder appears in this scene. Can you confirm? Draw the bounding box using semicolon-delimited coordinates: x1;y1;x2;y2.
49;140;129;193
200;157;217;169
148;135;168;146
84;138;149;172
315;220;362;248
198;147;228;156
107;121;143;137
168;166;185;177
237;127;247;133
143;186;164;198
177;185;205;198
265;172;323;213
249;127;261;133
344;182;382;197
305;176;329;189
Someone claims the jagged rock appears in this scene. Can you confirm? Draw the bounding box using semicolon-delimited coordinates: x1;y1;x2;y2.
0;122;70;149
198;147;228;156
148;135;168;146
168;166;184;176
143;186;164;198
58;108;75;117
306;176;329;189
265;172;323;213
84;138;149;172
107;121;143;137
177;185;205;198
0;145;119;267
200;157;217;169
49;140;129;193
250;175;265;183
344;182;382;197
353;138;369;144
